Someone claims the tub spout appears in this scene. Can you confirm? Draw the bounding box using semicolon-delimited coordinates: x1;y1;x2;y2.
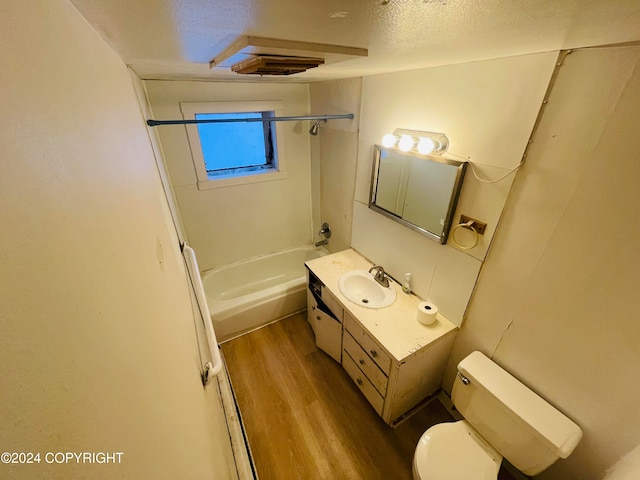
315;222;331;247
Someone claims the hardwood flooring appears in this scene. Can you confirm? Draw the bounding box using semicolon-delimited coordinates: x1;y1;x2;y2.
221;312;454;480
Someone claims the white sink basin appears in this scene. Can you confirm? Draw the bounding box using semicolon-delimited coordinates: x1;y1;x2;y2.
338;270;396;309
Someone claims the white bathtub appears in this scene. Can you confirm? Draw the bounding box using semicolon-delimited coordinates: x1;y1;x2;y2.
201;245;328;341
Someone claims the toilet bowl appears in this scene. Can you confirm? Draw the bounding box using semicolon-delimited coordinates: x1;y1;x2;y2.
412;421;501;480
412;351;583;479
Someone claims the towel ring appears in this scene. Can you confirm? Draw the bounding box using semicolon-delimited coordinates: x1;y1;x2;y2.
450;221;479;250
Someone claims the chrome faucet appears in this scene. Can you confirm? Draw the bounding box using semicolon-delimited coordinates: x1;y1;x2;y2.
368;265;390;288
315;222;331;247
318;222;331;239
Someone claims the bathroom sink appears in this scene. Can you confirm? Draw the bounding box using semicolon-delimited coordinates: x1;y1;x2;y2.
338;270;396;309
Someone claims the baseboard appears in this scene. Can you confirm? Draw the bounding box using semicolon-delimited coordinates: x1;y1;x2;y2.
391;391;441;427
218;353;259;480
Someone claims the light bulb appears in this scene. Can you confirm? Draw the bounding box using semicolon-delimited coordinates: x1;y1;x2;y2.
398;134;414;152
417;137;436;154
381;133;397;148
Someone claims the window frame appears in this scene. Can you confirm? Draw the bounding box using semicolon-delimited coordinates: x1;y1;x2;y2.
181;101;287;190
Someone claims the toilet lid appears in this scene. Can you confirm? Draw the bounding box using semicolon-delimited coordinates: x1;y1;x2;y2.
413;421;502;480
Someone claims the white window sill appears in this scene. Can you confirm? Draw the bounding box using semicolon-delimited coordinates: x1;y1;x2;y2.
197;170;288;190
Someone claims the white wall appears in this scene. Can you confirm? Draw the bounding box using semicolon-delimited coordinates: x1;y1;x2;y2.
444;46;640;479
0;2;235;478
350;53;557;325
144;80;313;271
605;444;640;480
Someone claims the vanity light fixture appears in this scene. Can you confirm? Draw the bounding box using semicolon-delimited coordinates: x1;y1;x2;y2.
380;129;449;156
381;133;397;148
398;134;414;152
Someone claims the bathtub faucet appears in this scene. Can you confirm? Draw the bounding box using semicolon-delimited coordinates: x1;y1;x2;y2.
318;222;331;239
315;222;331;247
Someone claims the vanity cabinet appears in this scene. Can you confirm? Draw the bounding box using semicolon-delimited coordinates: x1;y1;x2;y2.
305;249;458;426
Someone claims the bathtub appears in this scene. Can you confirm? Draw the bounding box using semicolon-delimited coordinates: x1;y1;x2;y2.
201;245;328;342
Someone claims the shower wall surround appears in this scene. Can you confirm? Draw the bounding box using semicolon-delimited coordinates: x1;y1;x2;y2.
310;78;362;253
145;80;313;271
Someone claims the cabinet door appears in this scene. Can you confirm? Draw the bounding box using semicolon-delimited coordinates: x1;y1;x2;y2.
314;308;342;363
306;288;317;334
320;286;344;322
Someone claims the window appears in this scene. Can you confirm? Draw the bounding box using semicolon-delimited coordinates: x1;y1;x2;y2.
181;101;287;189
195;111;276;177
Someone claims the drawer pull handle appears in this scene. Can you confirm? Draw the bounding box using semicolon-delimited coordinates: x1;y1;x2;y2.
316;316;321;321
356;378;363;386
370;349;377;358
359;359;365;365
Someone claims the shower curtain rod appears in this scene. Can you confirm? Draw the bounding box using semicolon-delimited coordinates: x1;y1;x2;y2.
146;113;354;127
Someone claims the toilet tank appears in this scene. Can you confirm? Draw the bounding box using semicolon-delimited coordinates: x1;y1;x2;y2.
452;351;582;476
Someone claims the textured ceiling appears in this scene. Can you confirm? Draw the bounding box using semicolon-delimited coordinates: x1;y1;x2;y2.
71;0;640;82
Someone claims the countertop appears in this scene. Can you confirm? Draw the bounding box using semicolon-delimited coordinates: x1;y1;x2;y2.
305;248;457;362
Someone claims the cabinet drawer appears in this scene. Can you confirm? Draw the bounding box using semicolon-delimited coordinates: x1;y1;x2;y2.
321;286;344;322
343;332;388;396
344;313;391;375
342;351;384;415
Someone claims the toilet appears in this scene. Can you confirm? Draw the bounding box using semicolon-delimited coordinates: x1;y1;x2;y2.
413;351;583;479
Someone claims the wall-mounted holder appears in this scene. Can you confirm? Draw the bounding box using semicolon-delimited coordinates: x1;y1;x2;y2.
450;215;487;250
459;215;486;235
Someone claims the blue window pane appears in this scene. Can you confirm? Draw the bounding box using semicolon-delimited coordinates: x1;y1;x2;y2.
195;112;276;177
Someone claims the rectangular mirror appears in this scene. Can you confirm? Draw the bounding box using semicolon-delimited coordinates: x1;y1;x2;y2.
369;145;467;244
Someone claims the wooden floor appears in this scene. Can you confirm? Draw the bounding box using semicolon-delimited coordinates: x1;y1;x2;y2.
221;312;454;480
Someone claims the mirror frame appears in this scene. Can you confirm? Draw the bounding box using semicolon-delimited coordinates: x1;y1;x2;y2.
369;145;467;244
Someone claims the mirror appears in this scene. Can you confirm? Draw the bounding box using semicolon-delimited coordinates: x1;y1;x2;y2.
369;145;467;244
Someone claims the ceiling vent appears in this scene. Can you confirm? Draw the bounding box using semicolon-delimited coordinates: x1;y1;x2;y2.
211;36;367;76
231;55;324;76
